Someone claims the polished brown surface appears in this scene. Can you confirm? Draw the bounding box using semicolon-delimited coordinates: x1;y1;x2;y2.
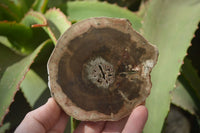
48;17;158;121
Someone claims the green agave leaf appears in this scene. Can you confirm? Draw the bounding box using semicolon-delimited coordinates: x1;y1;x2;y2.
0;21;32;39
47;0;67;9
45;8;71;40
0;44;23;80
0;40;48;124
136;0;150;18
0;12;3;20
12;0;35;15
28;40;54;109
0;122;10;132
0;36;12;47
172;57;200;115
21;10;47;27
63;1;142;32
0;21;32;49
20;40;53;109
142;0;200;133
172;76;199;115
30;40;54;81
0;36;19;53
182;58;200;100
32;0;48;13
0;6;18;21
21;10;71;45
0;21;47;54
2;90;31;130
0;0;35;21
21;68;47;108
0;0;22;21
21;10;57;44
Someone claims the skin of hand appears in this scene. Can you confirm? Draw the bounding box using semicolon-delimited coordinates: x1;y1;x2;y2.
15;98;148;133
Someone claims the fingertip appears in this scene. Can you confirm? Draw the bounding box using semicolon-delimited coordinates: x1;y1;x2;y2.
46;97;56;105
45;97;61;111
122;105;148;133
132;105;148;120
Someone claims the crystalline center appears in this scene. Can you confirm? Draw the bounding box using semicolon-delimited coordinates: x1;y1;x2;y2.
86;57;115;88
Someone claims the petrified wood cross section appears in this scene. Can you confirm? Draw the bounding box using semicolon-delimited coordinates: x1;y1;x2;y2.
47;17;158;121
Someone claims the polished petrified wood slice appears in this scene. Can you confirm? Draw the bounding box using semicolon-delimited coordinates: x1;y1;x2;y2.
47;17;158;121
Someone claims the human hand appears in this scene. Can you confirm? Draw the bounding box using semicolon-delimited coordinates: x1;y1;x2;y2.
15;98;148;133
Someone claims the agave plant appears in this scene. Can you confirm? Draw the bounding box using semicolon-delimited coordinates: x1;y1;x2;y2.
0;0;200;132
